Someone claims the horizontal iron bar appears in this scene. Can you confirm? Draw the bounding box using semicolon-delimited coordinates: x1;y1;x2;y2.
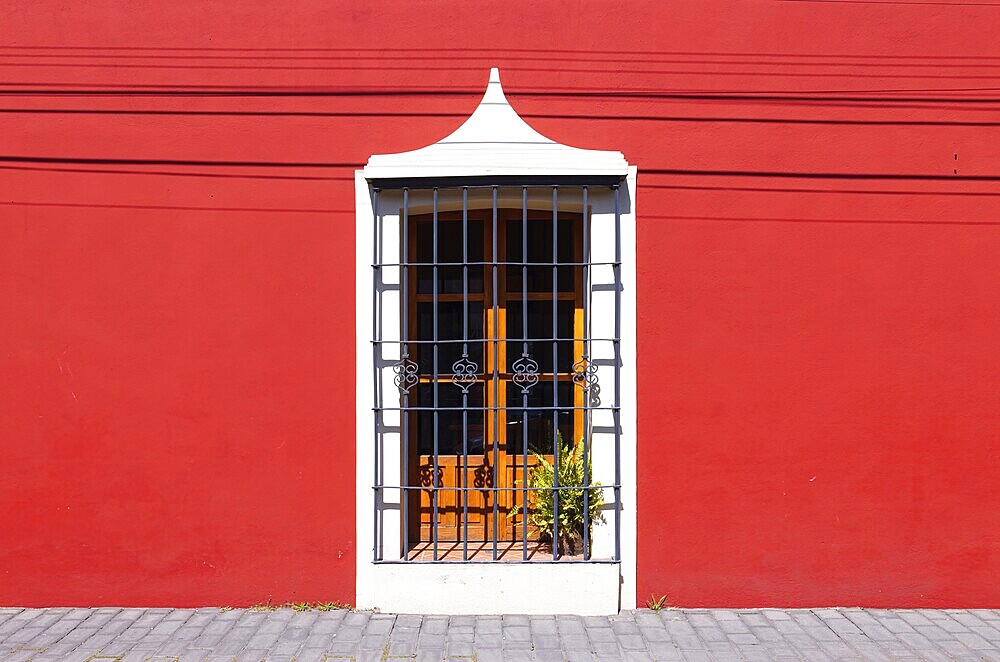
370;177;623;189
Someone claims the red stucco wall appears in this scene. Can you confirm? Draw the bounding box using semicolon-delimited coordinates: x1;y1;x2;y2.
1;1;998;607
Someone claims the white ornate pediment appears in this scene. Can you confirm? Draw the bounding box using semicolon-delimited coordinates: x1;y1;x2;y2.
363;68;629;180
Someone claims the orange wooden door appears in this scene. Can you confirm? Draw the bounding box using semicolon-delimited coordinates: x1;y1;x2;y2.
405;208;582;553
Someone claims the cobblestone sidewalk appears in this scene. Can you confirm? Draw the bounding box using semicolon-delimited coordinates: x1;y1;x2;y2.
1;606;998;661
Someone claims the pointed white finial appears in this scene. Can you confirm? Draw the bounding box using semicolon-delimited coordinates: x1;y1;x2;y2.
482;67;505;104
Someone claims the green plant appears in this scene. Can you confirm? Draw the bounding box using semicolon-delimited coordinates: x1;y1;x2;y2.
249;599;279;612
512;432;604;556
288;602;312;612
647;594;669;611
315;601;351;611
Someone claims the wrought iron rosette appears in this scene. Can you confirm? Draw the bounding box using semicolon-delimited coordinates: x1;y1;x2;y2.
572;357;601;406
450;355;479;393
511;355;540;394
392;356;419;394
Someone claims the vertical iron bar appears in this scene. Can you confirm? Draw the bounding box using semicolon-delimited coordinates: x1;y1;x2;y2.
491;185;500;561
432;188;440;561
613;184;622;562
401;188;409;561
581;185;590;560
372;187;381;562
462;187;469;561
521;186;529;561
551;185;559;560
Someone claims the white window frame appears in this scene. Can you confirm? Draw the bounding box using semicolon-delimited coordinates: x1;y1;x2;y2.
354;69;637;614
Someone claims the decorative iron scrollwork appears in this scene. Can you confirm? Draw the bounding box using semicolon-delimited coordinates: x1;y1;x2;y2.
392;356;419;394
511;355;539;394
419;465;445;488
473;462;493;488
450;355;479;393
572;356;601;406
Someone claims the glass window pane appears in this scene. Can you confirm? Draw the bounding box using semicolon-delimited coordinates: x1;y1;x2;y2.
415;301;484;373
415;382;485;455
506;300;575;374
414;217;484;294
506;217;577;293
505;381;575;455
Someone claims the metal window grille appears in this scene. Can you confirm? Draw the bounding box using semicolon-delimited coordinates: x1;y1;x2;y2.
372;181;621;563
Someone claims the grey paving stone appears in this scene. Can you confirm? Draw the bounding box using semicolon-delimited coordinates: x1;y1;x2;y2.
647;640;683;660
386;637;416;655
503;615;530;626
738;612;769;628
971;609;1000;621
857;623;896;641
558;619;587;636
4;626;45;643
740;645;777;662
583;615;610;627
686;613;714;628
326;639;359;654
420;617;448;635
358;633;386;650
617;633;646;651
664;619;696;637
498;651;533;662
727;632;758;645
639;625;671;642
717;618;749;635
561;632;591;651
417;632;445;648
671;633;704;651
935;637;973;656
937;615;972;633
877;616;916;634
587;626;616;642
502;625;530;641
445;640;474;656
611;621;639;636
473;632;501;648
761;609;792;621
916;624;953;641
954;630;995;649
790;611;823;628
473;649;504;662
709;610;738;621
342;612;371;628
292;650;328;662
591;639;622;655
532;633;561;649
706;640;741;655
444;627;473;642
531;618;558;635
634;612;662;627
334;625;364;642
474;616;502;634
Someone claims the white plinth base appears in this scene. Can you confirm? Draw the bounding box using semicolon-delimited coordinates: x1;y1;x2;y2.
362;563;622;615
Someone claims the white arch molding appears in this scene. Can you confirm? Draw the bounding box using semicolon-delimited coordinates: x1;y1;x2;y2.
355;69;637;614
